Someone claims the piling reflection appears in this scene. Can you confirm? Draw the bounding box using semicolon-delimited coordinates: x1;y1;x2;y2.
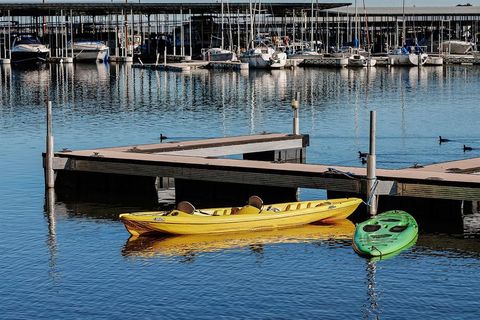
44;188;58;281
363;261;380;320
121;219;355;260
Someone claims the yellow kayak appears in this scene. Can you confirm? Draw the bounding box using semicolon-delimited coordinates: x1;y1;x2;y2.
122;219;355;257
119;197;362;236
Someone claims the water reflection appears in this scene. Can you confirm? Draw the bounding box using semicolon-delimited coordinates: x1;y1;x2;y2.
121;219;355;260
44;188;58;282
363;261;380;320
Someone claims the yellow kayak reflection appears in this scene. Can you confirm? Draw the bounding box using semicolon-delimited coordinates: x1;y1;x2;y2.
122;219;355;258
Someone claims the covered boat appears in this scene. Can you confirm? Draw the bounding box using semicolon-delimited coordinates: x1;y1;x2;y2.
119;197;362;236
11;35;50;63
68;40;109;62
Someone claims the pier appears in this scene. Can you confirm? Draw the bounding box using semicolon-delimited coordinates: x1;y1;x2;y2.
46;133;480;218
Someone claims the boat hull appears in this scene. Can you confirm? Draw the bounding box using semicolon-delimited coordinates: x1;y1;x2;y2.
120;198;362;236
389;53;428;66
353;210;418;257
240;52;287;69
11;46;50;63
70;42;109;62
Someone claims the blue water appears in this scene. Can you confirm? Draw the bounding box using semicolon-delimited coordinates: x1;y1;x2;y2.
0;63;479;319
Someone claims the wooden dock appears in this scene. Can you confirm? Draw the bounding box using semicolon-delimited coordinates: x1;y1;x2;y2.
48;133;480;214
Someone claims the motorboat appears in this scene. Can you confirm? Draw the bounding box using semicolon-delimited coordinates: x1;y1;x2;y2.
440;40;475;54
119;197;362;236
202;48;237;61
68;40;109;62
11;35;50;63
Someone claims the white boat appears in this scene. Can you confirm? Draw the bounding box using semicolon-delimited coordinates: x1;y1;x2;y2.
440;40;475;54
11;35;50;63
69;41;109;62
202;48;237;61
388;47;428;66
287;48;321;59
240;46;287;69
348;53;376;67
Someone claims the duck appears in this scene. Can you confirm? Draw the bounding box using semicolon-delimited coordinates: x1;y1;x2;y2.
160;133;168;142
463;145;473;151
360;157;367;165
439;136;451;143
358;151;368;158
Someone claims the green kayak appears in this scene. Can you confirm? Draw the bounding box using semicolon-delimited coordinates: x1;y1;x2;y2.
353;210;418;257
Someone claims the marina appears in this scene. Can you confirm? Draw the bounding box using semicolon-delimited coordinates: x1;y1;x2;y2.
1;2;480;320
1;3;480;67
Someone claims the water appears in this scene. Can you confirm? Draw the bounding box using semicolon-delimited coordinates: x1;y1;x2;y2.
1;63;479;319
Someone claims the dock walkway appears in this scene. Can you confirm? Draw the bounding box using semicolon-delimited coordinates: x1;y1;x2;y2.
51;133;480;202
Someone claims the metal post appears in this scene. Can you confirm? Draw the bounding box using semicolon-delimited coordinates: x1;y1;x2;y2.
367;110;377;216
46;101;55;189
291;92;300;135
164;46;167;66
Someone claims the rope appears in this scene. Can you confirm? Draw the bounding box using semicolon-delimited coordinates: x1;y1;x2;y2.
364;179;379;207
326;167;379;207
326;167;357;179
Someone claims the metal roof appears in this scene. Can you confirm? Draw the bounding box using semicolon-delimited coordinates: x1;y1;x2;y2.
0;2;351;17
327;6;480;16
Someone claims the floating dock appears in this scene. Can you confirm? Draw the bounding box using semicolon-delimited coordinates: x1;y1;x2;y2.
46;133;480;217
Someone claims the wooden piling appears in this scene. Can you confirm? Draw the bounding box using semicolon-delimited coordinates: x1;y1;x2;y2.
292;92;300;135
45;101;55;188
367;110;377;216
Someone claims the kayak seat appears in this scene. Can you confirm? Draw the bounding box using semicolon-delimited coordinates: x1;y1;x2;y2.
248;195;263;209
363;224;381;232
306;202;312;208
230;207;240;215
296;203;302;210
176;201;195;214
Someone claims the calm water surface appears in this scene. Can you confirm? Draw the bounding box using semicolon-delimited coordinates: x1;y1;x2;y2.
0;63;479;319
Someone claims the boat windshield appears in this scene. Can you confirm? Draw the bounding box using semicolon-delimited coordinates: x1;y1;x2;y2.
15;36;41;45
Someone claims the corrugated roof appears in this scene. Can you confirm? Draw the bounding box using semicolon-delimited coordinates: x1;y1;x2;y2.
327;6;480;16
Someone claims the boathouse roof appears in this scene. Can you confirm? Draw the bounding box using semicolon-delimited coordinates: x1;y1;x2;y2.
0;2;351;16
327;6;480;16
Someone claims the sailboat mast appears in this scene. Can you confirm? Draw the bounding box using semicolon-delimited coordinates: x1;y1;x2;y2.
402;0;406;46
310;0;314;50
221;0;224;49
354;0;358;48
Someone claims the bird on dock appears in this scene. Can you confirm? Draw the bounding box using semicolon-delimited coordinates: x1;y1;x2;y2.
439;136;451;144
358;151;368;158
160;134;168;142
463;145;473;151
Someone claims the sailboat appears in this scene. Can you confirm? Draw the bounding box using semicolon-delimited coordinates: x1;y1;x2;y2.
387;0;428;66
202;0;237;62
240;36;287;69
239;1;287;69
347;0;376;68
